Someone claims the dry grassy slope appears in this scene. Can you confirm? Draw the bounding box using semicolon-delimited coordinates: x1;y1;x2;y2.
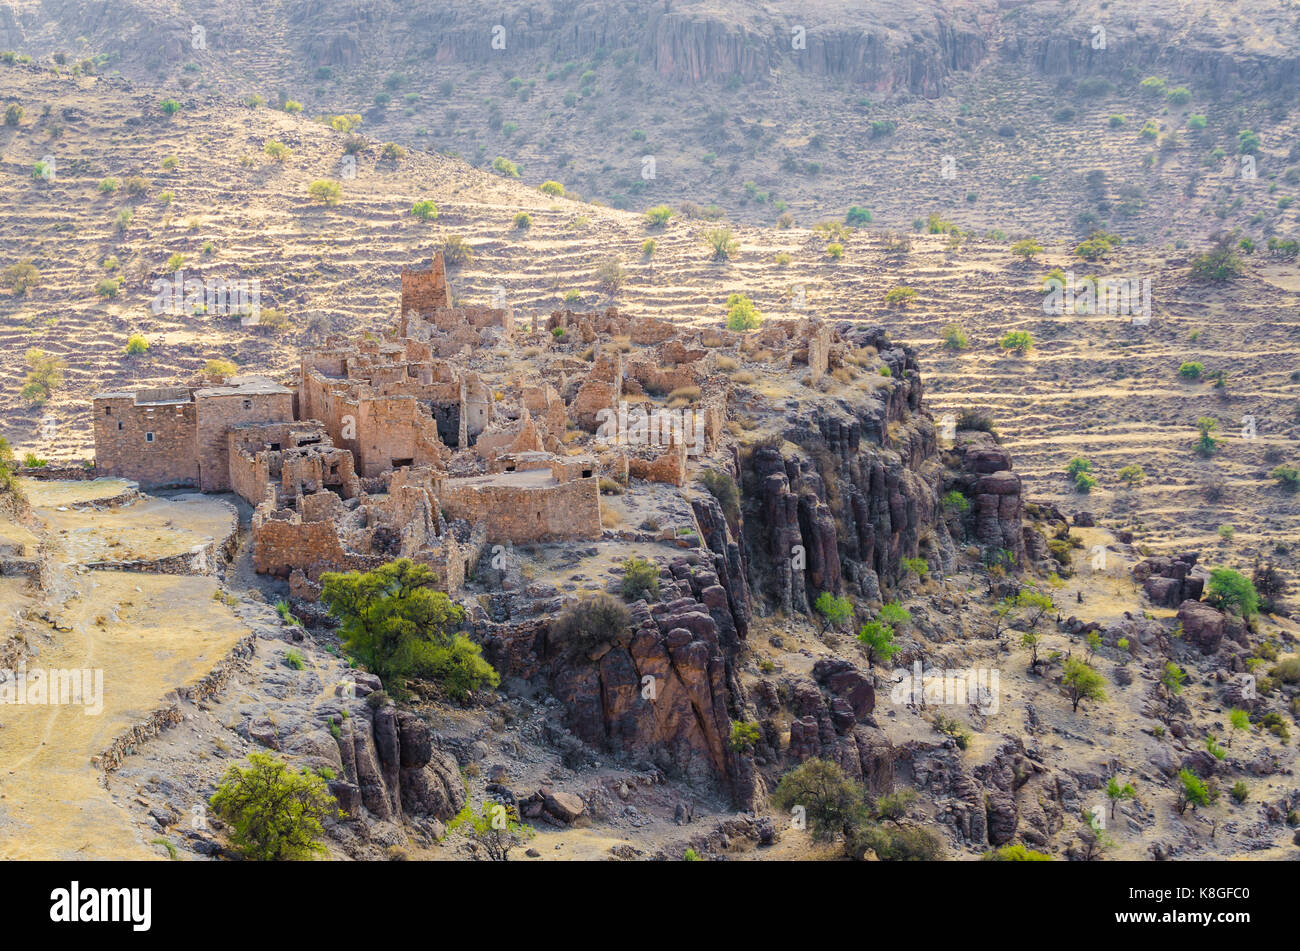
1;65;1298;587
3;0;1299;236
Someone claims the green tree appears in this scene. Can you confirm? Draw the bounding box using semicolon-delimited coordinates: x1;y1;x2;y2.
209;752;339;860
857;620;898;669
1194;416;1219;456
1190;232;1244;283
320;558;497;699
1022;631;1043;673
1228;708;1250;747
1176;768;1210;814
1062;657;1106;713
1016;588;1053;632
1106;776;1136;819
769;758;867;843
307;179;343;206
724;293;762;331
449;801;534;861
1010;239;1043;261
877;601;911;629
21;348;65;405
814;591;853;631
1206;567;1258;619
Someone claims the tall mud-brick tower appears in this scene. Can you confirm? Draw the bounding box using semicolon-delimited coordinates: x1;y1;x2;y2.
400;251;450;316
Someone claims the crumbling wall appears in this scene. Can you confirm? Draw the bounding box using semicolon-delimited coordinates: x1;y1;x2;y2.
400;253;450;316
195;387;293;492
439;474;601;543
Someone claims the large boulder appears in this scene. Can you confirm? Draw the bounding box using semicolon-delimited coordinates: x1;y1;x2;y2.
1177;599;1226;654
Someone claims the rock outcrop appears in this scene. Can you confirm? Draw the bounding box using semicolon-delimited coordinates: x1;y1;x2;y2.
1134;552;1207;608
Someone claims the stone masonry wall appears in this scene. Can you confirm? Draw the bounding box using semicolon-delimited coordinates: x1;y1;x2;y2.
195;391;294;492
92;394;199;488
439;475;601;543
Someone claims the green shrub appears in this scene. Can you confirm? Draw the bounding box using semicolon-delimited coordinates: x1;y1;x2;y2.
941;490;969;513
999;330;1033;353
725;293;762;331
539;180;564;197
982;843;1052;861
621;557;660;602
551;594;632;656
941;323;968;350
159;98;180;116
492;156;521;177
645;204;673;227
1271;465;1299;492
728;720;761;752
410;200;438;220
885;286;916;307
124;333;149;356
705;227;739;261
209;752;338;860
512;212;531;230
307;179;342;206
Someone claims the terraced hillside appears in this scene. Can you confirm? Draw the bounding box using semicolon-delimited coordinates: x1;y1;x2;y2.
1;61;1298;595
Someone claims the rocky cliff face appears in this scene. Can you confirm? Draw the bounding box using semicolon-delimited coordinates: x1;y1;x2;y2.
742;325;954;613
479;551;752;797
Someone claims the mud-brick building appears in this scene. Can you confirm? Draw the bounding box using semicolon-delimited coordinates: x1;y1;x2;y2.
92;376;293;490
93;386;198;487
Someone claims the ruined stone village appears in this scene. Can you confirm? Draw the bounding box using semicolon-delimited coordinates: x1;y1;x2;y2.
76;250;1036;815
11;245;1280;863
92;253;733;595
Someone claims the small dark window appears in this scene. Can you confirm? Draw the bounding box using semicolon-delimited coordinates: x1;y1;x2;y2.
117;422;123;431
269;443;281;452
242;399;252;410
104;406;112;416
145;432;155;443
581;469;593;478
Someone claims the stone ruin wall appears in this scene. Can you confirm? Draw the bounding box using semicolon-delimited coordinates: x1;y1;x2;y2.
92;393;199;488
438;476;601;544
195;391;294;492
